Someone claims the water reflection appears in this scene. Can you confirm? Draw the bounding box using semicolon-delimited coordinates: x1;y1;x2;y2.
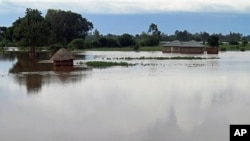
7;52;90;94
0;51;250;141
9;52;53;73
0;52;16;61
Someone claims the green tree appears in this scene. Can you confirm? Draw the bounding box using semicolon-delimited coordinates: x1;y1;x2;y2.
118;34;135;47
93;29;100;41
242;38;248;46
207;35;219;47
45;9;93;44
0;27;7;40
68;38;84;49
148;23;160;36
175;30;192;41
12;8;49;52
200;32;210;43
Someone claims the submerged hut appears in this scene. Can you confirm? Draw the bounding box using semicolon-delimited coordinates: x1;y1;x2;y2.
50;48;74;66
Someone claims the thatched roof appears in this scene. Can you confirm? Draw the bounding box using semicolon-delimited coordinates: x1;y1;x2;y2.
50;48;74;61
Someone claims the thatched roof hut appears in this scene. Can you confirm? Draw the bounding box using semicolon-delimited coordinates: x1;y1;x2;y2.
50;48;74;66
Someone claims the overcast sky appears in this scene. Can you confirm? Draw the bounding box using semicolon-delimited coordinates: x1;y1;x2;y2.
1;0;250;35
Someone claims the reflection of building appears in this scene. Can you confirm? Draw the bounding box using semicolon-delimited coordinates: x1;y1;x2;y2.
9;52;90;94
162;40;205;54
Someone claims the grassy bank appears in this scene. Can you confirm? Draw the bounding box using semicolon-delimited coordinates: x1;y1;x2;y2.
218;44;250;51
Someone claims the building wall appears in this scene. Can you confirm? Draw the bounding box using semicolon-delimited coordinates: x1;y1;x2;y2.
180;47;204;54
162;47;180;53
54;60;73;66
163;46;205;54
206;47;219;54
173;47;180;53
162;47;171;53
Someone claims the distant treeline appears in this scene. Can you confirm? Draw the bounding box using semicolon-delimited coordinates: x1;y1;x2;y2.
0;8;249;51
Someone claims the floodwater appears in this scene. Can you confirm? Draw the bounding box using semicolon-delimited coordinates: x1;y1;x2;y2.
0;51;250;141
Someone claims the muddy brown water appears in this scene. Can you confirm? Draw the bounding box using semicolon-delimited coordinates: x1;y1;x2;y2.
0;51;250;141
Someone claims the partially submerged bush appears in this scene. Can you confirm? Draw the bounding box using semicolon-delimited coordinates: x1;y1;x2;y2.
133;44;140;51
220;47;227;51
86;61;132;67
240;47;245;52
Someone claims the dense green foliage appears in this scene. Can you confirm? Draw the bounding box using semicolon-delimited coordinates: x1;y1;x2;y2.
12;8;49;48
45;9;93;44
0;8;93;52
118;34;135;47
68;38;85;49
207;35;219;47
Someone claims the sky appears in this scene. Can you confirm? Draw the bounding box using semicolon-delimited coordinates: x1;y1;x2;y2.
1;0;250;35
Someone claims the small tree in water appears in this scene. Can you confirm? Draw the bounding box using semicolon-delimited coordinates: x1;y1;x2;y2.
207;35;219;47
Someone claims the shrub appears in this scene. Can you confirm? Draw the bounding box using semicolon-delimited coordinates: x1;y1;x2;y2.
242;40;248;46
240;47;245;51
229;40;239;45
118;34;135;47
220;47;227;51
86;61;131;67
84;41;93;48
69;38;84;49
140;36;160;46
133;44;140;51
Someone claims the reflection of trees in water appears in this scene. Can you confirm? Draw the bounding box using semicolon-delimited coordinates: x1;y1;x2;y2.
26;74;42;94
15;74;43;94
13;72;87;95
0;52;16;61
9;52;52;73
9;52;90;94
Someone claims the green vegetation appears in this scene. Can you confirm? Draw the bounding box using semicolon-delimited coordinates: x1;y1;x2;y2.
0;8;250;53
110;56;219;60
84;46;161;51
86;61;132;67
218;44;250;51
207;35;219;47
1;8;93;53
68;38;85;50
84;56;219;68
133;44;140;51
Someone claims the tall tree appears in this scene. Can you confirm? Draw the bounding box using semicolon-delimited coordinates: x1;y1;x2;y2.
45;9;93;44
12;8;49;52
148;23;160;36
0;27;7;40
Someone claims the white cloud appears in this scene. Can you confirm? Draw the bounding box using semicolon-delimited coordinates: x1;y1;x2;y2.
1;0;250;14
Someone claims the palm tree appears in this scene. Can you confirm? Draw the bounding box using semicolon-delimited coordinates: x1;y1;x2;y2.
148;23;160;36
